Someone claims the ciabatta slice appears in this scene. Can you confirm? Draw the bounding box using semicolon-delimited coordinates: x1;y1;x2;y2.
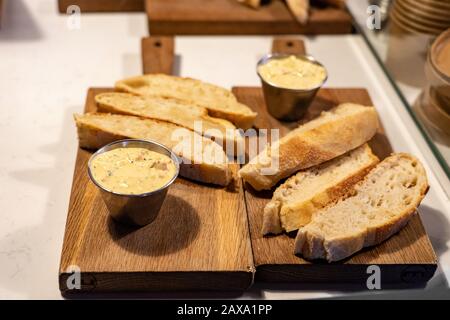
239;103;379;190
74;113;232;186
294;153;429;262
95;92;243;156
115;74;257;129
263;144;379;235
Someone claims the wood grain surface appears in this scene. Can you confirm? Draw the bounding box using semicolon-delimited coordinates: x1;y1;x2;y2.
146;0;352;35
58;0;144;13
59;36;254;294
233;86;437;284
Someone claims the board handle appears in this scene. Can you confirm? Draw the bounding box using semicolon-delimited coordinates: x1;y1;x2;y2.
271;37;306;55
141;36;174;75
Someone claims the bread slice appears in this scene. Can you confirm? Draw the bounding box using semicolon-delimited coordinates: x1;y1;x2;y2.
263;144;379;235
95;92;243;156
286;0;310;25
294;153;429;262
74;113;232;186
239;103;379;191
115;74;257;129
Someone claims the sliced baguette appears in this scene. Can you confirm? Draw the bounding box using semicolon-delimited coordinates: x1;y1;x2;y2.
74;113;232;186
95;92;243;156
294;153;429;262
115;74;257;129
263;144;379;235
286;0;310;25
239;103;379;191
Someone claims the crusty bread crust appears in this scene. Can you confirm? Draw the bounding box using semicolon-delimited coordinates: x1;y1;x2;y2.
262;146;378;235
95;92;243;156
76;118;128;150
294;153;429;262
239;104;379;190
115;74;257;130
295;208;418;262
262;144;379;235
262;200;283;234
74;114;232;186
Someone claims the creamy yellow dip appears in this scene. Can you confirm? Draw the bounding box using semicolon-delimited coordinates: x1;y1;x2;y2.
258;55;326;90
90;147;177;195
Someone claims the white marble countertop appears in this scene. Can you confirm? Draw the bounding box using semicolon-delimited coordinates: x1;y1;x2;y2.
0;0;449;299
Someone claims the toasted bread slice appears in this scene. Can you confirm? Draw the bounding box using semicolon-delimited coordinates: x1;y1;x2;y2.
286;0;310;25
263;144;379;235
239;103;379;191
74;113;232;186
294;153;429;262
115;74;257;129
95;92;243;156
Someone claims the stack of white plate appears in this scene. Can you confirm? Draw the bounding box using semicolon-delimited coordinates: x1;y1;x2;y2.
390;0;450;35
418;28;450;137
386;0;450;87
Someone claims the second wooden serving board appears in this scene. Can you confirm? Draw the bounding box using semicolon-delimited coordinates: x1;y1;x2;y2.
232;37;437;284
233;86;437;284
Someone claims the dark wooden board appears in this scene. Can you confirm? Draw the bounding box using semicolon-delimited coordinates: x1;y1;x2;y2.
232;86;437;284
58;0;144;13
146;0;352;35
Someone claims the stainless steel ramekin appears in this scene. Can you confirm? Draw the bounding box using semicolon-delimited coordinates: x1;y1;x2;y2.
257;53;328;121
87;139;180;227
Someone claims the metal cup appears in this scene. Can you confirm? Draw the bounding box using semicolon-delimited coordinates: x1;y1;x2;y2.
87;139;180;227
257;53;328;121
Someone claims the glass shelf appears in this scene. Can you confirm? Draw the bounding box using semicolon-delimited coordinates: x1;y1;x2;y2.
348;0;450;189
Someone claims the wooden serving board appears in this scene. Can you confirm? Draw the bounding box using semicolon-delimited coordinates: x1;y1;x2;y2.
232;38;437;284
233;86;438;284
58;37;254;294
58;0;144;13
146;0;352;35
59;36;437;294
59;89;254;293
